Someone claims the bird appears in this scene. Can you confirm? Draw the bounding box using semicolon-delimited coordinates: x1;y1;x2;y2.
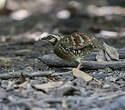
40;32;119;69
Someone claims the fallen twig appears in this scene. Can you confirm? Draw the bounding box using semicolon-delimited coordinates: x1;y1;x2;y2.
84;48;125;61
0;71;72;80
44;96;86;103
81;61;125;70
40;53;125;70
0;39;35;47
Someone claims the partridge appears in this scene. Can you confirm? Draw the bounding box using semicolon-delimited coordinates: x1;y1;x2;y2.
40;32;119;69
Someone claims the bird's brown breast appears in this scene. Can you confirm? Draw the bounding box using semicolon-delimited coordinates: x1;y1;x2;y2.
54;33;95;62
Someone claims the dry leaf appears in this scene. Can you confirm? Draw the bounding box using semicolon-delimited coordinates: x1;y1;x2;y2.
104;51;112;61
32;81;63;92
103;42;119;60
96;50;106;62
72;68;93;82
72;68;102;85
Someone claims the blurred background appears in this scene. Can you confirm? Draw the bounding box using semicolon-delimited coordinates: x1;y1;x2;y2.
0;0;125;48
0;1;125;110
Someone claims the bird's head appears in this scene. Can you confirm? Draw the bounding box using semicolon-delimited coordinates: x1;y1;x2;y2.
40;32;62;45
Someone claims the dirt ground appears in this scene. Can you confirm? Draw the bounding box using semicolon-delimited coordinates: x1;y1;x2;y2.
0;0;125;110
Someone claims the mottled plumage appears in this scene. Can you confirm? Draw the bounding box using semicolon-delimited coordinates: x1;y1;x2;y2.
54;33;103;62
40;32;104;69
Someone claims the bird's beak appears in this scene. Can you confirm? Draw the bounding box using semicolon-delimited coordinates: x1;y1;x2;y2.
48;38;55;43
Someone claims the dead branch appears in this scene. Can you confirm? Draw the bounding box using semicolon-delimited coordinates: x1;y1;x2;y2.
0;71;72;80
44;97;86;103
39;48;125;70
83;48;125;61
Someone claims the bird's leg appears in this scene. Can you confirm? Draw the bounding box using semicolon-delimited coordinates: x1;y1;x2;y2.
77;61;83;69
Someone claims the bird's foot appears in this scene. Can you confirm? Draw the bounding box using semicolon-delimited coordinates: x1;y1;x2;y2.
72;68;102;85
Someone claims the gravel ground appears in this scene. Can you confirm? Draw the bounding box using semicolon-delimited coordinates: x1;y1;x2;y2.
0;0;125;110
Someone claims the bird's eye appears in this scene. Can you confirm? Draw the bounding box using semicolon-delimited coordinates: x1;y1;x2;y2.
48;35;54;40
